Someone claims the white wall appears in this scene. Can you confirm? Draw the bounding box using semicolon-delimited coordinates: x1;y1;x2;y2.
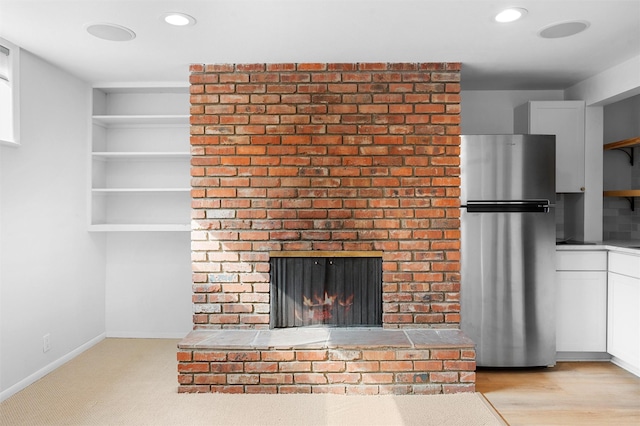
460;90;564;134
565;55;640;106
603;94;640;190
0;48;194;402
0;51;106;398
105;232;192;338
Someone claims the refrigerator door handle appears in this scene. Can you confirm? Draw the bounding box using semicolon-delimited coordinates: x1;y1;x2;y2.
463;200;550;213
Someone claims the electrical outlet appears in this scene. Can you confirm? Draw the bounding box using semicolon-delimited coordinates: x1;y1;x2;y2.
43;334;51;353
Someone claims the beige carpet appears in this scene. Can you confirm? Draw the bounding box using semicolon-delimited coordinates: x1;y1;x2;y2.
0;338;506;426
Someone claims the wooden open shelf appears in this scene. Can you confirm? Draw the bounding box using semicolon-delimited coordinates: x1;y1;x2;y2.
603;136;640;150
603;190;640;197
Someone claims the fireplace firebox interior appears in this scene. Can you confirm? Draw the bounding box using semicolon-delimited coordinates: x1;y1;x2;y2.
270;256;382;328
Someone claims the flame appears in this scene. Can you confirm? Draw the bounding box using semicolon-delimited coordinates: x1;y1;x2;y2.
339;294;354;307
301;291;354;322
319;292;336;306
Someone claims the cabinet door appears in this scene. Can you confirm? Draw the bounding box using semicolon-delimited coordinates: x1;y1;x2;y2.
556;270;607;352
515;101;585;193
607;272;640;373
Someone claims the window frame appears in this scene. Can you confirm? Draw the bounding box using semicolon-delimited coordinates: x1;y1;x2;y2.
0;37;20;147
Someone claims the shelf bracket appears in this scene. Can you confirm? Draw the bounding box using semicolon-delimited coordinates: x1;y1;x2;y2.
612;147;634;165
624;197;636;211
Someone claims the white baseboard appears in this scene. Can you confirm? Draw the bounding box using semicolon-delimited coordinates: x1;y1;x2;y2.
0;333;106;403
556;351;611;362
105;331;188;339
610;356;640;377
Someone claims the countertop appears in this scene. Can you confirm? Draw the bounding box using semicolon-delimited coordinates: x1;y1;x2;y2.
556;240;640;255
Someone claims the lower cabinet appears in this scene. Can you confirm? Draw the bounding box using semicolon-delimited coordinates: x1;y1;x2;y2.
607;251;640;375
556;250;608;355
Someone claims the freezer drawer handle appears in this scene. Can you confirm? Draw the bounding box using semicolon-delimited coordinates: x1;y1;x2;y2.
464;200;549;213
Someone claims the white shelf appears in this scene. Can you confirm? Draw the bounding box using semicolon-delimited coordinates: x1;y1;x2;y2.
89;85;191;232
89;224;191;232
92;188;191;192
92;152;190;159
92;115;189;127
92;83;188;92
90;190;191;228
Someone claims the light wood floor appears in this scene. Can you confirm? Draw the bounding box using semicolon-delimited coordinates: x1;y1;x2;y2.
477;362;640;425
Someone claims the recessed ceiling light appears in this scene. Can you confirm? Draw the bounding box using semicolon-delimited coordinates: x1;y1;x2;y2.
86;23;136;42
162;12;197;26
495;8;528;23
539;21;590;39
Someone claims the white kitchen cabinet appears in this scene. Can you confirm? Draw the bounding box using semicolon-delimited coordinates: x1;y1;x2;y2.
607;251;640;376
90;85;191;231
514;101;585;193
555;250;608;356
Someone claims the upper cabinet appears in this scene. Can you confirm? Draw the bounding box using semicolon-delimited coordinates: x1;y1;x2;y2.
515;101;586;193
90;85;191;231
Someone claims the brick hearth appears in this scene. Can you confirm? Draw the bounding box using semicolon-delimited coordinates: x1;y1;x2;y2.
178;328;475;394
182;62;474;394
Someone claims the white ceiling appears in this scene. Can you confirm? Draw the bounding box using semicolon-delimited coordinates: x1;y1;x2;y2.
0;0;639;90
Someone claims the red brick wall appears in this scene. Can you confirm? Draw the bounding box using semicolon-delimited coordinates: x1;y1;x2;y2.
189;63;461;329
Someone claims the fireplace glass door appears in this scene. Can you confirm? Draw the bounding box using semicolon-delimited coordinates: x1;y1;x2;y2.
270;257;382;328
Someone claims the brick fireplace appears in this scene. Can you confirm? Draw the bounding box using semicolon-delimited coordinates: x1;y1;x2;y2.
178;62;475;394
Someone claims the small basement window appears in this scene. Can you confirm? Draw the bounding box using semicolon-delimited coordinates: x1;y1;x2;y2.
0;37;20;146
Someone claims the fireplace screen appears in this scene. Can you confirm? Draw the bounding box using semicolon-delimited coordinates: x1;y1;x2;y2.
270;256;382;328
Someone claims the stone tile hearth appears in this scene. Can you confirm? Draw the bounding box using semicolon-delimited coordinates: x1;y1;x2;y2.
180;327;472;350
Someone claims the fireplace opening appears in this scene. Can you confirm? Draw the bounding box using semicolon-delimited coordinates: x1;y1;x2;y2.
270;256;382;328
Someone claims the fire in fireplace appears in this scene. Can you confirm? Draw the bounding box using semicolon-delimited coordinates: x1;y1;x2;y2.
270;256;382;328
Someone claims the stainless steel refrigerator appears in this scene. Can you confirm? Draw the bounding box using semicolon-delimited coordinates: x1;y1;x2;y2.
460;134;556;367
